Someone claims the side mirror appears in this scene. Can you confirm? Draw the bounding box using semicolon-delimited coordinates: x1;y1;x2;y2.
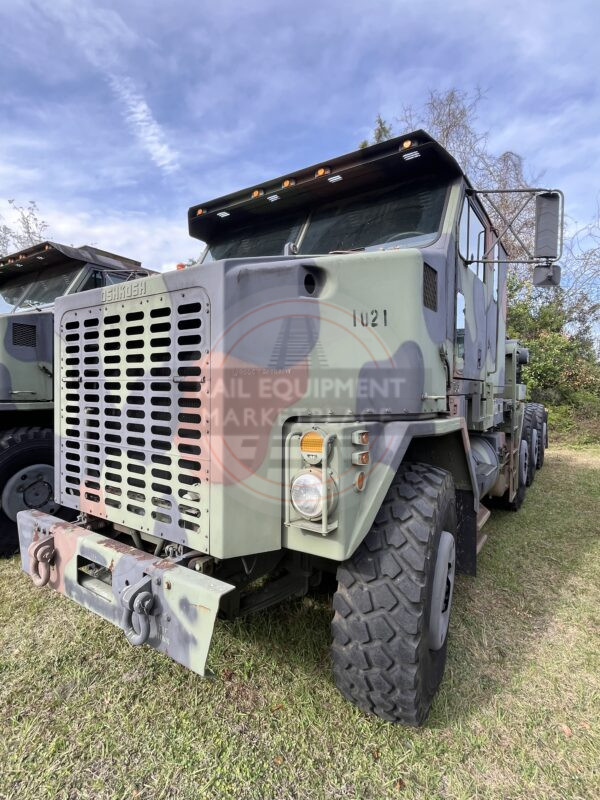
534;192;561;260
533;264;561;287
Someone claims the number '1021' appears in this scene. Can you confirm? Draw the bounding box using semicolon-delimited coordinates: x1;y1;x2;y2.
353;309;388;328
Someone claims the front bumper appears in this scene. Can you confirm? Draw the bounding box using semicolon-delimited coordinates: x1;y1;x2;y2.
18;510;234;676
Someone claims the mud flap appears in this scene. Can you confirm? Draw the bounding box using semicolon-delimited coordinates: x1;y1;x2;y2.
18;510;235;676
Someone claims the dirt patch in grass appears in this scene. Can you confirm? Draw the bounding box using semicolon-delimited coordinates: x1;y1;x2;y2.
1;447;599;800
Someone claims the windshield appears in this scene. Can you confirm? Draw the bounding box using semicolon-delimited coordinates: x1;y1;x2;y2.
298;178;447;254
202;177;448;261
204;213;304;261
0;263;82;314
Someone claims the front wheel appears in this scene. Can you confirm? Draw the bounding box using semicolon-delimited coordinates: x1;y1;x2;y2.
0;427;58;556
331;463;456;726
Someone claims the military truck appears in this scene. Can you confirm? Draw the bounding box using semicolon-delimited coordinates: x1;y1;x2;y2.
17;132;562;725
0;241;149;554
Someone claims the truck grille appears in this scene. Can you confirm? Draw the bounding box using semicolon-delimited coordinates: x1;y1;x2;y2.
57;285;210;551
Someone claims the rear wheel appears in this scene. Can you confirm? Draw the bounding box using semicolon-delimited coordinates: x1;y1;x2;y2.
501;423;529;512
531;403;546;469
331;463;456;726
523;404;537;486
0;428;58;557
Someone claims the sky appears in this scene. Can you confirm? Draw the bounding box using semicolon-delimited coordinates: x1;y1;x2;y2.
0;0;598;270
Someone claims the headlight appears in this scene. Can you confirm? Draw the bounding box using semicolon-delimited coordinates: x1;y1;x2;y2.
290;469;337;520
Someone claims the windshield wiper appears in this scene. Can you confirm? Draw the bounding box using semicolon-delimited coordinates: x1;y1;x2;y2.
18;299;44;311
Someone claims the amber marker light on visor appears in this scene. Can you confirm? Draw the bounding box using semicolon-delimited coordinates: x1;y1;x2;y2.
196;208;206;216
402;139;412;149
282;178;296;188
251;189;264;198
315;167;331;177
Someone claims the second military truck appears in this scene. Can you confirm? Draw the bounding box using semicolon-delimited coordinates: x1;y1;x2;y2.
17;132;560;725
0;241;149;554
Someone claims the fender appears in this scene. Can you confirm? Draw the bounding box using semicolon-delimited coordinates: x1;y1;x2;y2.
284;416;480;569
344;417;479;563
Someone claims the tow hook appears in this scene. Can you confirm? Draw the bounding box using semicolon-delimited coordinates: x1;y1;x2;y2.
120;577;154;647
28;533;55;588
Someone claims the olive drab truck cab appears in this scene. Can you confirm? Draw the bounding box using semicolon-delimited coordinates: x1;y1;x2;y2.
0;241;151;555
16;133;563;725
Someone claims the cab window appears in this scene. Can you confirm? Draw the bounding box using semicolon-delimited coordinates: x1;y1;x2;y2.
455;291;465;367
491;242;500;302
459;197;486;280
76;269;131;293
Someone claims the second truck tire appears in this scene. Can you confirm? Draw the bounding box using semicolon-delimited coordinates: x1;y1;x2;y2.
0;427;57;557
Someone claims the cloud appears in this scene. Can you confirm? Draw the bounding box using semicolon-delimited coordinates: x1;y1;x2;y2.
31;0;180;175
107;74;179;173
1;0;599;276
35;201;200;270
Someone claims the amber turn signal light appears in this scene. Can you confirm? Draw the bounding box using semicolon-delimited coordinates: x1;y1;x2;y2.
301;431;324;453
351;430;369;446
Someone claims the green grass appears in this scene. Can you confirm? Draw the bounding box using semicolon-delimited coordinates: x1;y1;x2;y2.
1;447;599;800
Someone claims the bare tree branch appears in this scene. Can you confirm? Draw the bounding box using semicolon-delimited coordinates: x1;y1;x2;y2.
0;200;49;257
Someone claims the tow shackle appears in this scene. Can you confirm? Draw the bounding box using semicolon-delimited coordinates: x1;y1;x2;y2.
120;579;154;647
28;535;55;588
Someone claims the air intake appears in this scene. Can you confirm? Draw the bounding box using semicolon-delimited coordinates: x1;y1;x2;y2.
12;322;37;348
423;263;438;311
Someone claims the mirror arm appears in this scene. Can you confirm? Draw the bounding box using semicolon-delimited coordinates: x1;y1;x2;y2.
481;193;534;260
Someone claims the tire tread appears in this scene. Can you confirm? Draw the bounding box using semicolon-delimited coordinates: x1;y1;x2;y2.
331;462;455;726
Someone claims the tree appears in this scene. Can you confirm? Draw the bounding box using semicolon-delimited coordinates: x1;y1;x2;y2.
0;200;49;257
362;89;600;408
359;114;393;149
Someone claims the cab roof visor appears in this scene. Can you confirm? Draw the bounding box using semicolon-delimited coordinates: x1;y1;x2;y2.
188;130;463;242
0;241;145;279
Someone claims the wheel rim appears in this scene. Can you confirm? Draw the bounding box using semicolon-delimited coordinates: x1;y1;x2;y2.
531;428;538;469
428;530;456;651
519;439;529;486
1;463;57;522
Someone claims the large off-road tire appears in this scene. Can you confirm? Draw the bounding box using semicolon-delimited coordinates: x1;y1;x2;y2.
331;463;457;727
0;427;58;557
523;404;537;486
531;403;546;469
500;407;531;511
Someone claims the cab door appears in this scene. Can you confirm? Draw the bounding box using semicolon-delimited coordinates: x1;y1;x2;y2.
454;196;488;380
